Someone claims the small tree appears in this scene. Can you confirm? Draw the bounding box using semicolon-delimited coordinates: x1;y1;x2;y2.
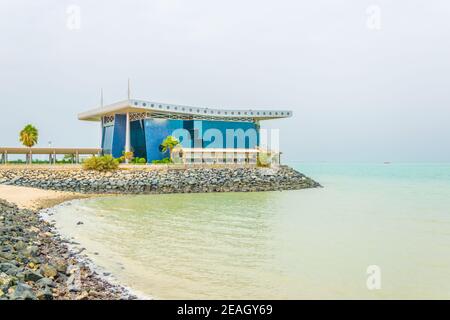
160;136;180;161
19;124;38;164
123;151;134;164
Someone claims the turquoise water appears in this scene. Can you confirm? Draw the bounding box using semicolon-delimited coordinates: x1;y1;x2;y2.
50;163;450;299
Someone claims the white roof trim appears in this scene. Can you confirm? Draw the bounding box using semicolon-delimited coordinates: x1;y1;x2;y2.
78;99;292;122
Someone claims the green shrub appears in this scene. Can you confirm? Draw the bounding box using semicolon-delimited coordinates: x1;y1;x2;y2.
151;157;172;164
129;157;146;164
82;155;119;171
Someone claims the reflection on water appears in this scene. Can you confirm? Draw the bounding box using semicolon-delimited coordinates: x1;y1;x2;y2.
51;164;450;299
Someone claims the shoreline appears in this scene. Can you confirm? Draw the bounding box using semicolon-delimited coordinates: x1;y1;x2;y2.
0;185;95;211
0;166;321;300
0;185;141;300
39;198;153;300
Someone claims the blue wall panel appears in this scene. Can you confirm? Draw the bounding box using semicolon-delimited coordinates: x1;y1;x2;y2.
112;114;126;158
130;120;147;159
182;120;195;148
197;120;259;148
102;125;114;155
144;119;184;162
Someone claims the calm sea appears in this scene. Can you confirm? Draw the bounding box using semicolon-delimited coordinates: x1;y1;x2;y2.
49;163;450;299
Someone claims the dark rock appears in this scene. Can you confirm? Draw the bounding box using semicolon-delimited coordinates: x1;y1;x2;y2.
14;241;27;251
67;273;82;292
0;263;19;275
0;262;16;272
24;245;39;257
24;270;43;282
40;264;57;278
0;272;14;287
10;282;37;300
36;277;54;288
54;259;67;273
36;286;53;300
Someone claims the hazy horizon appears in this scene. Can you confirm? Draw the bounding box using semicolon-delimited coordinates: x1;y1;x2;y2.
1;0;449;162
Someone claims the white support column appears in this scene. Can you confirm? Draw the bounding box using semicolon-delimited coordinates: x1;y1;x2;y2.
125;112;131;163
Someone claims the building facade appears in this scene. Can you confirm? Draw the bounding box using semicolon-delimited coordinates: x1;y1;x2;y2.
78;99;291;163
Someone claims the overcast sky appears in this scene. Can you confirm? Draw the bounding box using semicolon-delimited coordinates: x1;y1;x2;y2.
1;0;449;161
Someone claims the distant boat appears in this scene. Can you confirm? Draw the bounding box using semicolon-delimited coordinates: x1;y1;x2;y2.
384;161;391;164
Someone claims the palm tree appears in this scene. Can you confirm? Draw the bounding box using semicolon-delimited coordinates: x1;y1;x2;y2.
160;136;180;161
19;124;38;164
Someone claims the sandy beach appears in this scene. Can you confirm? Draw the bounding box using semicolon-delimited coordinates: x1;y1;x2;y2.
0;185;91;210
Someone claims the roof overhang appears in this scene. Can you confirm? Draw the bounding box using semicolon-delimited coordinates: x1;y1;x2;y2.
78;99;292;122
0;147;101;155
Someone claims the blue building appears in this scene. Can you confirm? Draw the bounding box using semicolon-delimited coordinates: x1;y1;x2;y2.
78;99;291;163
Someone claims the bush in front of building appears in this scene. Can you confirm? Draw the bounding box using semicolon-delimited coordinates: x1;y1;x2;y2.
82;155;119;171
151;157;172;164
257;152;271;167
131;157;147;164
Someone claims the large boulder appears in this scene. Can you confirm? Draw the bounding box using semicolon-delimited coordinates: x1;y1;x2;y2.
10;282;37;300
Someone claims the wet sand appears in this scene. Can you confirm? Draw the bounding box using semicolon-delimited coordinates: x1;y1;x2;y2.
0;185;94;210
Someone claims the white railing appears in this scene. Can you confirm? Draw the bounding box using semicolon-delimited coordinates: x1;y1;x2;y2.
171;147;280;167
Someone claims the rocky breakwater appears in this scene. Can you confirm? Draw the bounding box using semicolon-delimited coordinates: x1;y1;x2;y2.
0;200;135;300
0;166;320;194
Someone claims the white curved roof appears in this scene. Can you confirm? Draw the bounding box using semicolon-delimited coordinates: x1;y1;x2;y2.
78;99;292;122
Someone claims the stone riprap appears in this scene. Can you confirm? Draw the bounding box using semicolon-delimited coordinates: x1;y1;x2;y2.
0;199;135;300
0;166;320;194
